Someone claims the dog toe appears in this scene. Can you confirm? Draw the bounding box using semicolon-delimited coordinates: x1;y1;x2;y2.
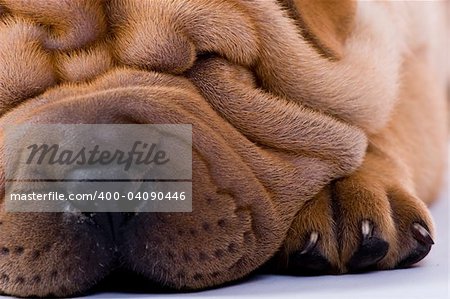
288;232;334;275
277;169;435;276
347;220;389;272
290;250;333;275
397;223;434;268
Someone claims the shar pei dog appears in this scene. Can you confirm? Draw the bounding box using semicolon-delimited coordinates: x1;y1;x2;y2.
0;0;448;297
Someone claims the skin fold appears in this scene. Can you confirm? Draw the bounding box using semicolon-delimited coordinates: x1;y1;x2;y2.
0;0;447;297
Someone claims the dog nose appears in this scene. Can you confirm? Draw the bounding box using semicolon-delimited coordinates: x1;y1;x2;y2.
64;166;133;196
58;139;145;243
64;167;136;242
63;166;143;210
64;161;139;182
65;166;131;182
88;212;132;242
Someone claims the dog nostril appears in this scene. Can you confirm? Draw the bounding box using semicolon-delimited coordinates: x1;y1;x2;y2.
88;212;132;242
63;164;136;241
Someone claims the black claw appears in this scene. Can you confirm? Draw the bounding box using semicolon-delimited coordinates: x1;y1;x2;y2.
412;223;434;245
347;220;389;272
300;232;319;254
289;249;333;275
288;232;333;275
397;223;434;268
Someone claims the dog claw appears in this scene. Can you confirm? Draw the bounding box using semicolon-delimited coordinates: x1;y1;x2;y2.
300;232;319;254
361;220;373;240
287;232;333;275
412;223;434;245
397;223;434;268
347;220;389;272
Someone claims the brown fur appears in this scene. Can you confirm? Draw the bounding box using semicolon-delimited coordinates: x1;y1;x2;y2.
280;0;356;59
278;0;448;272
0;0;447;297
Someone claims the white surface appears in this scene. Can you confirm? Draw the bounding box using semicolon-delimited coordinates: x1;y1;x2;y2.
85;176;449;299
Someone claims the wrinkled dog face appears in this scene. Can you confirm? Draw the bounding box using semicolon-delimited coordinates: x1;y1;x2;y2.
0;0;409;297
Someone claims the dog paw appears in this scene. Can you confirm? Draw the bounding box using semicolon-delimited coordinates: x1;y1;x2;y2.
278;159;435;274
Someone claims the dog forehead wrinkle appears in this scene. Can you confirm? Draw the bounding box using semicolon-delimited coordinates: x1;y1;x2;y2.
109;0;260;70
2;0;107;50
